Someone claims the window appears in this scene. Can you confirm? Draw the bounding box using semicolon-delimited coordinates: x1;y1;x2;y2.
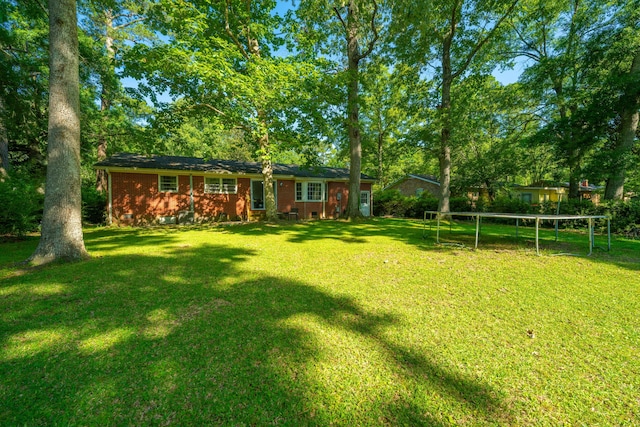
159;175;178;192
251;180;277;210
205;177;237;194
521;193;532;204
295;181;324;202
416;188;424;197
307;182;322;201
360;191;370;205
296;182;303;201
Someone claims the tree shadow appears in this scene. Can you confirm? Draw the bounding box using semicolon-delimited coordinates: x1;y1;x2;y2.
0;243;513;425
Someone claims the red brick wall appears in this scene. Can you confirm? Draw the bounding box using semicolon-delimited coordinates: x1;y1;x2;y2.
277;180;296;213
109;171;374;223
192;176;249;220
388;178;439;198
111;172;191;224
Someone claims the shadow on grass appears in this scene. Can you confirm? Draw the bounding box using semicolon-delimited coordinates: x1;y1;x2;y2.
201;218;640;271
1;242;512;425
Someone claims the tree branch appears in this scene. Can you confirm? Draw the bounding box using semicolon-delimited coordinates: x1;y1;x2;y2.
452;0;520;80
509;18;543;61
357;0;379;61
26;0;48;16
224;0;250;60
333;6;347;32
113;17;146;30
503;50;541;62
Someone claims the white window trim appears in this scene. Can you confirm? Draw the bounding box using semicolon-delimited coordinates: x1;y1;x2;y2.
295;181;325;202
204;177;238;194
159;175;178;192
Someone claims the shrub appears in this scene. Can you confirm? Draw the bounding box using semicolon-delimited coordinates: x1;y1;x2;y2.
598;199;640;234
412;194;440;218
0;173;44;237
489;196;531;214
450;196;472;212
373;190;409;217
82;183;107;224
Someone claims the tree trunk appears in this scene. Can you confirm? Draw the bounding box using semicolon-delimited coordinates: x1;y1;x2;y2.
246;30;277;221
438;34;453;213
344;1;363;219
0;95;9;176
258;112;278;221
377;131;384;187
604;50;640;200
29;0;89;264
96;10;115;193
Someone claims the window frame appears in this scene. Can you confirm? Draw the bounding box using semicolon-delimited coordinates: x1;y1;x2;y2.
295;181;325;202
204;176;238;194
159;175;178;193
306;182;323;202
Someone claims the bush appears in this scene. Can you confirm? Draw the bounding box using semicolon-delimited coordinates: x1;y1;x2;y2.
373;190;472;218
450;196;472;212
373;190;409;217
412;194;440;218
82;183;107;224
487;196;531;214
598;199;640;234
0;173;44;237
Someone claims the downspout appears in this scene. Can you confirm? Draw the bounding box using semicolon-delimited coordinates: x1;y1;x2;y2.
322;179;326;219
189;174;194;213
107;169;113;225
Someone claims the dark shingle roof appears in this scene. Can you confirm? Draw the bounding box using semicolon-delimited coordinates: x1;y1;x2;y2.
94;153;375;180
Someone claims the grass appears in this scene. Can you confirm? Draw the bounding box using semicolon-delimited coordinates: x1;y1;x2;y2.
1;218;639;426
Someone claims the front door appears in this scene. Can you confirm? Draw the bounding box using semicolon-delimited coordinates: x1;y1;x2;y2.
360;191;371;217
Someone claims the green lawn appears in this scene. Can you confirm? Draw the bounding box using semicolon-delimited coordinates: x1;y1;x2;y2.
1;219;639;426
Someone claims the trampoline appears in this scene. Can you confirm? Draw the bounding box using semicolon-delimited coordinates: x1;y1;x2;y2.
423;211;611;256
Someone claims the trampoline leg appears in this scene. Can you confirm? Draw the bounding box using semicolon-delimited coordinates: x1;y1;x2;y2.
535;218;540;256
475;214;480;249
608;218;611;251
437;213;441;244
587;218;593;256
516;218;519;240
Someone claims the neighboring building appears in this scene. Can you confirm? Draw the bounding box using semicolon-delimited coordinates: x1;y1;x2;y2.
384;174;440;198
513;180;601;205
94;153;375;225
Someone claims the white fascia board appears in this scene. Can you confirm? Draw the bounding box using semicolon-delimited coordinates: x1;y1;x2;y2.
407;174;441;186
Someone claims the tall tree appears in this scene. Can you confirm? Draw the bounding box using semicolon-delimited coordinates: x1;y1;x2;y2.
360;61;421;189
0;95;8;175
449;76;528;199
294;0;381;219
0;0;50;173
79;0;150;192
128;0;299;221
606;49;640;199
509;0;619;199
29;0;88;264
393;0;519;212
602;4;640;199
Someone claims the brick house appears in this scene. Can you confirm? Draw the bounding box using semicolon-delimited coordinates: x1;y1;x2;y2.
94;153;375;224
384;174;440;198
